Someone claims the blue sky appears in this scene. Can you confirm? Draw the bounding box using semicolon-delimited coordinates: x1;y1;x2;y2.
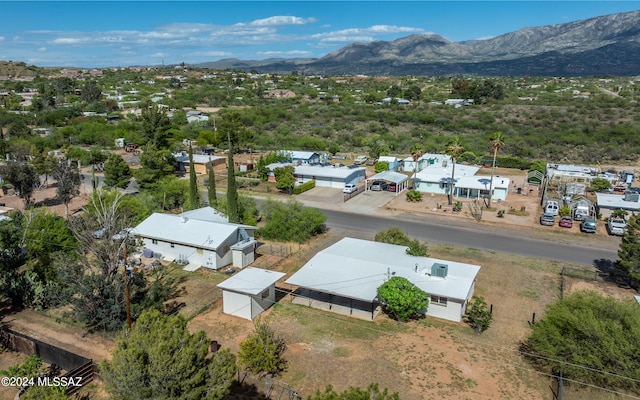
1;1;639;68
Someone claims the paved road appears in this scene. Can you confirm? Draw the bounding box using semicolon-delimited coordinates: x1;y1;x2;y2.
252;193;618;267
318;207;618;267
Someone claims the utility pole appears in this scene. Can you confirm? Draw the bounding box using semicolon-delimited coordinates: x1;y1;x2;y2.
123;240;132;330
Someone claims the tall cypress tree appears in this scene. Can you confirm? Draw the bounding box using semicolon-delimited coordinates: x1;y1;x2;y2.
226;133;240;223
188;144;199;209
208;164;217;207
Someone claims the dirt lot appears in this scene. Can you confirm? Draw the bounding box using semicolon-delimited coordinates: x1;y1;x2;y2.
0;166;635;399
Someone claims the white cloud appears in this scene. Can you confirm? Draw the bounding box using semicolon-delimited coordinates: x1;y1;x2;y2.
311;24;424;45
258;50;312;56
37;47;46;52
248;16;316;26
0;36;4;41
190;50;232;57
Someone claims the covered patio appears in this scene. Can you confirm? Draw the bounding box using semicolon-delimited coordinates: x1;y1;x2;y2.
365;170;410;194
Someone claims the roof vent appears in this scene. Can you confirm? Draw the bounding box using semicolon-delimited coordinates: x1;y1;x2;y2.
181;216;188;223
431;263;448;278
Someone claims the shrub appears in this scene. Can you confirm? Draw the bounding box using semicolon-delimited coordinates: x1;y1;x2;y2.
374;161;389;173
406;190;422;202
453;201;463;212
293;180;315;194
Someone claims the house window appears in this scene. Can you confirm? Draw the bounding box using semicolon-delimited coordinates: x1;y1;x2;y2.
261;289;269;299
152;239;158;245
431;295;448;306
196;248;203;255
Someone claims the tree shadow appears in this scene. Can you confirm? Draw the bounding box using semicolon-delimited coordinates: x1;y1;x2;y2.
593;258;639;291
225;379;270;400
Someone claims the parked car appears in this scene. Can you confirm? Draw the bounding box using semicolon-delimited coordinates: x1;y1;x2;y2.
559;216;573;228
370;180;388;191
581;218;597;233
387;182;397;192
540;213;556;226
343;184;357;194
545;200;559;216
607;216;627;236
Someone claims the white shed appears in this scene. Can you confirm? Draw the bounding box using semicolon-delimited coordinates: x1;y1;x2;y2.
217;267;286;320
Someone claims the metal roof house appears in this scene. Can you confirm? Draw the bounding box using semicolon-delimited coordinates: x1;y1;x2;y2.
277;150;320;165
217;267;286;320
266;162;366;189
377;156;402;171
285;238;481;322
173;152;226;175
134;211;257;271
365;170;410;194
596;191;640;216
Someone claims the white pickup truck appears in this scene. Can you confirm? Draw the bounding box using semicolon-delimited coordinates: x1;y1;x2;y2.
607;217;627;236
354;155;368;165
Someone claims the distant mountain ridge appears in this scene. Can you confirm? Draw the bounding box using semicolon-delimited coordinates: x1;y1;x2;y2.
197;10;640;76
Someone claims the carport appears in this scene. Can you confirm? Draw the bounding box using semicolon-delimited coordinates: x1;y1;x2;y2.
365;170;409;195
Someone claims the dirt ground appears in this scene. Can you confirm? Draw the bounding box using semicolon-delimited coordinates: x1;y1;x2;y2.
0;166;635;399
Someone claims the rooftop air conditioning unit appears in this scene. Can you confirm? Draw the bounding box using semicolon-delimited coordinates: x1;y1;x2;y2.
431;263;448;278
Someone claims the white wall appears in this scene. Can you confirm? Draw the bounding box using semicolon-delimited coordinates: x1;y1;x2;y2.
222;290;252;320
141;235;236;269
426;298;465;322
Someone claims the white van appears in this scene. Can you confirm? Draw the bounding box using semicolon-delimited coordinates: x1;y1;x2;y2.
545;200;559;216
343;184;357;194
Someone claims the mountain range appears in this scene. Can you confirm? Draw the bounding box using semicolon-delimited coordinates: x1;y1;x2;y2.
196;10;640;76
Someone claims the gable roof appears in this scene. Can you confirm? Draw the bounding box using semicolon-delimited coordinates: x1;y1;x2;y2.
217;267;286;295
285;238;480;302
134;213;254;250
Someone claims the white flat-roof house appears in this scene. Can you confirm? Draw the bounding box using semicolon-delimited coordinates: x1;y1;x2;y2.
267;162;367;189
285;238;481;322
217;267;286;320
404;154;510;201
134;210;257;271
596;191;640;217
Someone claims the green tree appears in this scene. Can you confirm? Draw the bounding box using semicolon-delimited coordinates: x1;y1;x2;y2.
141;102;171;148
590;177;612;192
226;134;240;223
188;145;200;209
256;152;278;181
81;80;102;104
374;161;389;173
208;165;217;207
308;383;401;400
377;276;429;322
30;150;57;188
238;319;287;377
464;296;493;333
212;194;258;226
135;144;176;189
259;199;326;243
374;227;429;257
274;165;296;194
487;132;505;207
0;161;39;205
444;137;464;206
523;291;640;392
375;227;411;245
52;160;81;217
0;212;29;306
103;153;131;188
365;134;389;159
616;215;640;282
101;309;237;400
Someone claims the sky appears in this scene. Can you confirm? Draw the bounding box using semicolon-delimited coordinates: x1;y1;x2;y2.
1;1;639;68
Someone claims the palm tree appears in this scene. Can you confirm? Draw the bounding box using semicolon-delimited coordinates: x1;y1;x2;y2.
409;143;424;190
487;132;505;207
445;137;464;205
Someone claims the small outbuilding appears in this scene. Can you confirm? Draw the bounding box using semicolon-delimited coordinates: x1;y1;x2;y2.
217;267;286;320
